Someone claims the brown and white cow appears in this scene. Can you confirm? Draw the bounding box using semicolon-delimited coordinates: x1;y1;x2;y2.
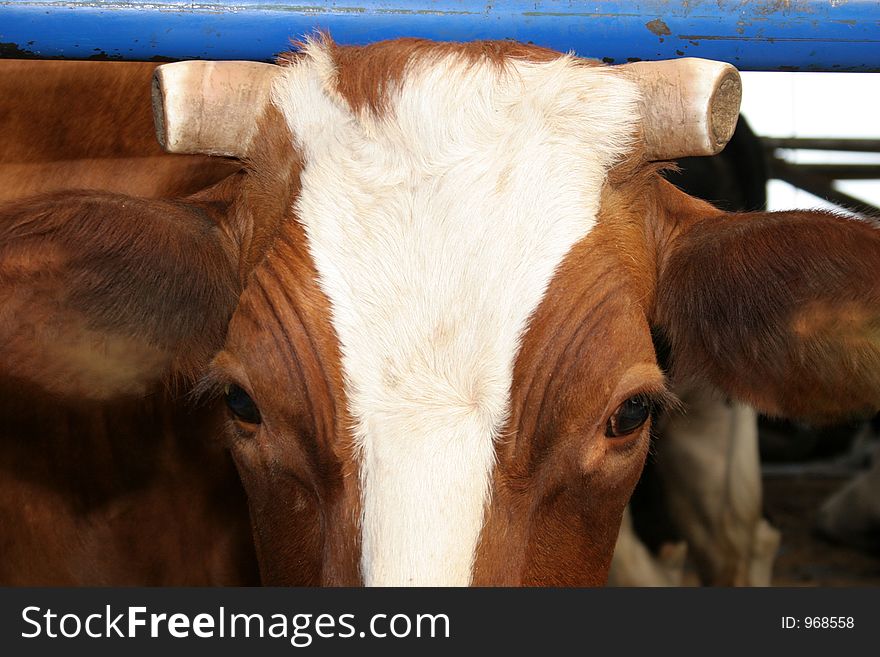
2;37;879;586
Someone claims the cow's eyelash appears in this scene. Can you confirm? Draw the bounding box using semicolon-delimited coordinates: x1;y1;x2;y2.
644;387;681;417
616;386;681;421
190;368;232;404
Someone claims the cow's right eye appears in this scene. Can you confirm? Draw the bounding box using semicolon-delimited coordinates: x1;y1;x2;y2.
605;395;651;438
224;384;262;425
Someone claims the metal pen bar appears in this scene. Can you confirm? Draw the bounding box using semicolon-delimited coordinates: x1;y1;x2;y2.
769;158;880;216
1;1;880;69
764;138;880;153
779;163;880;181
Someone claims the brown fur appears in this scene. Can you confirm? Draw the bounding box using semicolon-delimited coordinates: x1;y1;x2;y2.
655;202;880;422
290;35;565;115
0;190;240;397
0;59;256;586
0;188;250;583
202;110;361;585
471;170;683;585
0;380;257;585
0;60;238;202
236;105;307;279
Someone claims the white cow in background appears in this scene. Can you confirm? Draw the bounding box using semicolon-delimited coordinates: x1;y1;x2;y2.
817;432;880;551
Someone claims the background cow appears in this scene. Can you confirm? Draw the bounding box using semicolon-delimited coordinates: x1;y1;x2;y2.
816;416;880;551
0;59;255;585
0;60;237;202
1;37;879;586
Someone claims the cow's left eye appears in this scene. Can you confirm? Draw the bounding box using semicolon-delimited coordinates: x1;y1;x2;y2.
224;384;262;425
606;395;651;438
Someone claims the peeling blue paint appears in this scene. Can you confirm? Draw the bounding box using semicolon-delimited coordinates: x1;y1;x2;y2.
0;1;878;70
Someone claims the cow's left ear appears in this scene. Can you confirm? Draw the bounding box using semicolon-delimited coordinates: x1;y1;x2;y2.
653;206;880;422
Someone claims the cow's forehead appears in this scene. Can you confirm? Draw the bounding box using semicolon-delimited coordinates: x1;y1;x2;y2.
266;41;642;585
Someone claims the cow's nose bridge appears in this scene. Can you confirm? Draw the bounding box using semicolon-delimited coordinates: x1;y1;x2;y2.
356;414;500;587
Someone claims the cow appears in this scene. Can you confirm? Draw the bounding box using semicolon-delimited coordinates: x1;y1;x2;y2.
2;36;879;586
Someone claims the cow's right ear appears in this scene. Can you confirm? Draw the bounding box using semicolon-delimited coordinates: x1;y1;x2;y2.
0;190;240;400
651;186;880;423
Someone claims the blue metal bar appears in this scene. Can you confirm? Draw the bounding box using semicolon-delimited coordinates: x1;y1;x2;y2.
1;1;879;71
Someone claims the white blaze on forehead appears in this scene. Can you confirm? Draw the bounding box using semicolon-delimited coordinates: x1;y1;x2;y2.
273;41;641;586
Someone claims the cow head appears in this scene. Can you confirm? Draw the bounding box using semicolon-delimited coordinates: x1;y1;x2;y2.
2;37;878;586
